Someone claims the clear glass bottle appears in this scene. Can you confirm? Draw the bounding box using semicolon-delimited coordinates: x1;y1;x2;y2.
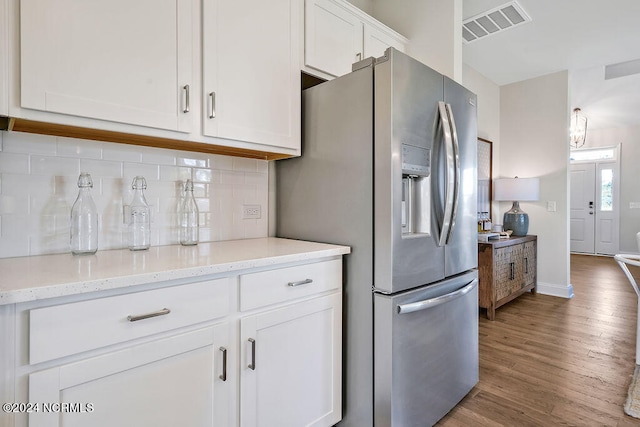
128;176;151;251
70;172;99;255
180;179;199;246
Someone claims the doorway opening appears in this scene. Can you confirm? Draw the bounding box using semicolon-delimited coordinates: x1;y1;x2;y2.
570;145;621;255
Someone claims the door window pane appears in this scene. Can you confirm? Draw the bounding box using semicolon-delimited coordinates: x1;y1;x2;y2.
601;169;613;211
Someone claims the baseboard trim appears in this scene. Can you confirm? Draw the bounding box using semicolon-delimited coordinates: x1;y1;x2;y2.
538;282;574;299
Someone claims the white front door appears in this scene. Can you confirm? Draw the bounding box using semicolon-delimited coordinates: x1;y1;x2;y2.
570;151;620;255
570;163;596;253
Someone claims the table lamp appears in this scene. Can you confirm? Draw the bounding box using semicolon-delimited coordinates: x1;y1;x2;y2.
494;177;540;236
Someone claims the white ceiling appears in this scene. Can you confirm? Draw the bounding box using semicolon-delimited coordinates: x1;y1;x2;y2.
462;0;640;130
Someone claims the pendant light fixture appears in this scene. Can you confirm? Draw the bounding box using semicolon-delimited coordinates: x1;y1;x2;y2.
570;108;587;149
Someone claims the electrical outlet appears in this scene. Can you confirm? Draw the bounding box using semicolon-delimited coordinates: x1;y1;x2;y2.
242;204;261;219
547;201;557;212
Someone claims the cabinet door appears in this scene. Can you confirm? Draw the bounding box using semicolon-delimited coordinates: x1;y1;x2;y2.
240;293;342;427
523;240;537;288
494;244;524;300
304;0;363;78
28;325;232;427
20;0;193;132
202;0;300;150
363;23;406;59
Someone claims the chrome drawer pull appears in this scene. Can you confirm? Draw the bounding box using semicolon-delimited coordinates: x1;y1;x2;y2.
288;279;313;287
127;308;171;322
219;347;227;381
248;338;256;370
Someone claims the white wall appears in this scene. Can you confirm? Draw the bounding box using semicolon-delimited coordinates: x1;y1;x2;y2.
581;126;640;253
462;64;501;221
0;131;269;258
345;0;373;15
500;71;572;297
372;0;462;81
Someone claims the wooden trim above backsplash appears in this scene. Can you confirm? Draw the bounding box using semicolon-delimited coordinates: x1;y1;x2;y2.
1;117;294;161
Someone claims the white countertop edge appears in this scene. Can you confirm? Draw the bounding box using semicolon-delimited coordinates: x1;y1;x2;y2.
0;238;351;305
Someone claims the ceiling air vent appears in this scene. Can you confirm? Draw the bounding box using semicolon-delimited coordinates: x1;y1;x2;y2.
463;1;532;44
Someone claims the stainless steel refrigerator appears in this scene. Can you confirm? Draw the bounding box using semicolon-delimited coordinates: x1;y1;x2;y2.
276;48;478;427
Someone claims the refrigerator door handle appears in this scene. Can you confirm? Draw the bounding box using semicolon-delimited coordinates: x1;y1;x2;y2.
445;103;461;244
437;101;455;247
396;279;477;314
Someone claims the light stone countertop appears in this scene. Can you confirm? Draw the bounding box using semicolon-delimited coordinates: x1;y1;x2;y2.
0;237;351;305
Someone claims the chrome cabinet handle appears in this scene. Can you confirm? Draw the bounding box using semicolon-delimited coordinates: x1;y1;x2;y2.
248;338;256;370
219;347;227;381
127;308;171;322
182;84;190;113
288;279;313;287
356;52;362;61
208;92;216;119
397;279;477;314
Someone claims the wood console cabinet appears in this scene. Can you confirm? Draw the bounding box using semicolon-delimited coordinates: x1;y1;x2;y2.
478;235;537;320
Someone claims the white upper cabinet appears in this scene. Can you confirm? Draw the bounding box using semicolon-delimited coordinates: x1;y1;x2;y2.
304;0;408;79
202;0;301;151
19;0;193;133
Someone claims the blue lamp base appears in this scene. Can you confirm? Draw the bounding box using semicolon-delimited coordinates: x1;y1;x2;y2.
503;201;529;236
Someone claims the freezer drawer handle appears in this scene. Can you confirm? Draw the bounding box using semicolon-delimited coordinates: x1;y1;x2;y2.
396;280;477;314
288;278;313;287
248;338;256;370
127;308;171;322
219;347;227;381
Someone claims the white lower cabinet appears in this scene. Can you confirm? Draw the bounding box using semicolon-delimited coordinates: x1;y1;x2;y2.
240;293;342;427
8;256;343;427
28;324;232;427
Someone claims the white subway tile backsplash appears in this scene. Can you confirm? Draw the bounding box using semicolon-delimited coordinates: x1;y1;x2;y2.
123;162;160;181
2;132;57;155
142;147;177;166
193;168;214;183
0;152;30;174
220;170;245;185
30;155;80;177
103;144;143;162
177;154;208;168
233;157;257;172
80;159;123;178
159;165;192;182
0;131;269;258
57;137;103;159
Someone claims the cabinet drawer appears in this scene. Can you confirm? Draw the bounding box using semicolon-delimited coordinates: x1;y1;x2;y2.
29;278;230;364
239;259;341;311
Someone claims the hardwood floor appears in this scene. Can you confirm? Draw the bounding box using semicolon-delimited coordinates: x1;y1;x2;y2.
437;254;640;426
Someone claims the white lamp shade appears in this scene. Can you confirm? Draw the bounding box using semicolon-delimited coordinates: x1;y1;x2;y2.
494;177;540;202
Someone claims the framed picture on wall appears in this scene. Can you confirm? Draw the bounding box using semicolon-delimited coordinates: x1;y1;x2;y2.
477;137;493;220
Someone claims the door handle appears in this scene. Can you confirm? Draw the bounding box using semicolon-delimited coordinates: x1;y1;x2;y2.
247;338;256;370
219;346;227;381
182;85;190;113
437;101;455;247
397;279;477;314
208;92;216;119
445;103;460;243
